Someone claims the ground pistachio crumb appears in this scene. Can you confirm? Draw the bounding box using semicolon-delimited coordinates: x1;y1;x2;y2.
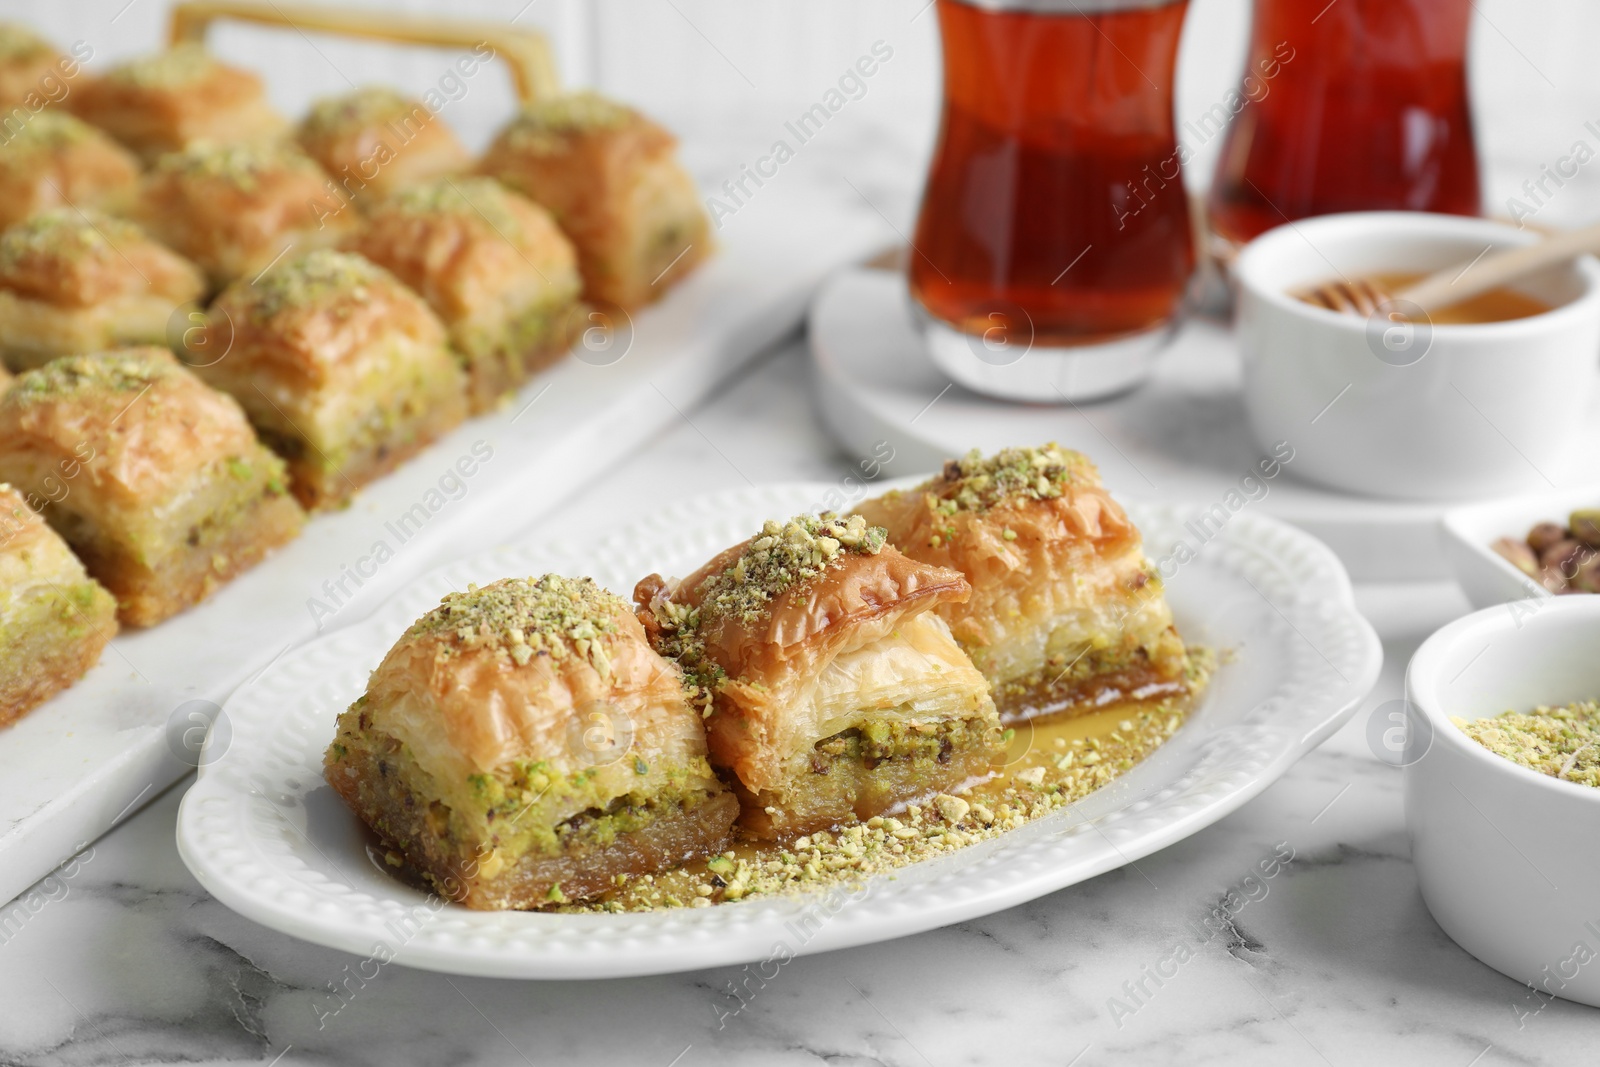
106;43;217;89
649;513;888;708
1455;699;1600;787
153;140;319;190
921;444;1095;513
236;248;381;322
302;85;424;139
408;574;624;675
551;689;1196;914
503;91;635;154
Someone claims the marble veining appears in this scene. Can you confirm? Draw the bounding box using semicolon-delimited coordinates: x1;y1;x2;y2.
0;349;1595;1066
2;111;1599;1062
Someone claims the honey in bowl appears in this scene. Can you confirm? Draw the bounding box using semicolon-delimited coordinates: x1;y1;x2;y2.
1297;272;1554;324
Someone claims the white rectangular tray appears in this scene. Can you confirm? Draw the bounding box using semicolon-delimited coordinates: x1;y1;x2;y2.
0;187;883;907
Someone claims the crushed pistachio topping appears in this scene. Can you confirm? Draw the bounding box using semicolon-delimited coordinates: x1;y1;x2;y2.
408;574;625;675
501;91;634;154
0;111;95;163
9;349;168;402
302;86;428;139
921;444;1094;513
387;176;523;237
104;43;219;89
1456;700;1600;788
235;248;382;321
651;514;887;707
152;141;318;190
559;692;1196;913
0;208;145;274
0;23;54;62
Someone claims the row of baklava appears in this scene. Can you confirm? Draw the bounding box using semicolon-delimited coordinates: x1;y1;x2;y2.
0;24;711;724
0;25;710;307
324;446;1199;909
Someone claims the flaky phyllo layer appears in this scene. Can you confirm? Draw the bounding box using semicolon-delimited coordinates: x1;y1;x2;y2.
855;445;1190;713
326;574;735;906
636;514;1003;837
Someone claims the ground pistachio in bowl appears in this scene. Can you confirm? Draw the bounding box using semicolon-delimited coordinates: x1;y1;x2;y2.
1454;699;1600;787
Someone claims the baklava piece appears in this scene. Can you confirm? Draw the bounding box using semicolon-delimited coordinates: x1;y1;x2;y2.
0;483;117;726
296;87;469;207
479;92;710;308
0;110;140;232
0;23;75;110
636;513;1002;840
345;177;582;412
0;347;303;626
0;208;205;371
326;575;738;909
855;445;1189;721
68;43;286;162
197;249;467;510
135;141;351;289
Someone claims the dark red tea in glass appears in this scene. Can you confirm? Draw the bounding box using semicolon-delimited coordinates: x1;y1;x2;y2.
1207;0;1481;248
909;0;1193;399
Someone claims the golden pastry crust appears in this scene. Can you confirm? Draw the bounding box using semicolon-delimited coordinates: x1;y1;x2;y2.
135;141;351;288
198;249;467;509
0;110;139;231
0;482;117;726
326;574;737;909
296;87;469;207
0;208;205;370
344;177;582;412
480;92;711;308
636;513;1002;839
0;23;85;111
0;347;303;626
855;446;1189;720
68;43;286;162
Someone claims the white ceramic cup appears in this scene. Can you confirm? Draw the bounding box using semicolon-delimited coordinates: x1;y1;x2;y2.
1235;212;1600;500
1406;596;1600;1006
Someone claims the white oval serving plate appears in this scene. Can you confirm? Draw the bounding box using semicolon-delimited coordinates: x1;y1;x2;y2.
176;482;1381;979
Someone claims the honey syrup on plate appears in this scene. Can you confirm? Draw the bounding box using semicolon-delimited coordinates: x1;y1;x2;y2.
568;689;1197;913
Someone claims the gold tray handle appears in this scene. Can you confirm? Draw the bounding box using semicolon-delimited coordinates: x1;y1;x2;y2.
169;0;560;104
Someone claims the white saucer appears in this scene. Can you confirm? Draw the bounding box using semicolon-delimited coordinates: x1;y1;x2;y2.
175;481;1380;979
807;268;1600;582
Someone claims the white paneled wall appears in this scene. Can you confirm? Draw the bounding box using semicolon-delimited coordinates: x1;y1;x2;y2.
8;0;1600;222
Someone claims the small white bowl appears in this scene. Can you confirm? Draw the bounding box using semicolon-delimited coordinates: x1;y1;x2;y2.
1235;212;1600;501
1406;596;1600;1006
1441;486;1600;609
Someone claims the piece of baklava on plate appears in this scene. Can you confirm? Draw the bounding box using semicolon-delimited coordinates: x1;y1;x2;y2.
0;483;117;727
0;208;205;371
0;347;303;626
855;445;1189;721
478;92;711;308
635;513;1002;840
196;248;467;510
68;43;286;162
135;141;351;289
327;574;738;909
344;177;582;412
0;110;140;232
296;87;469;207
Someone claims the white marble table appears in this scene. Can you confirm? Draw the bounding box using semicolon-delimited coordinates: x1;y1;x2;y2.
0;339;1593;1066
